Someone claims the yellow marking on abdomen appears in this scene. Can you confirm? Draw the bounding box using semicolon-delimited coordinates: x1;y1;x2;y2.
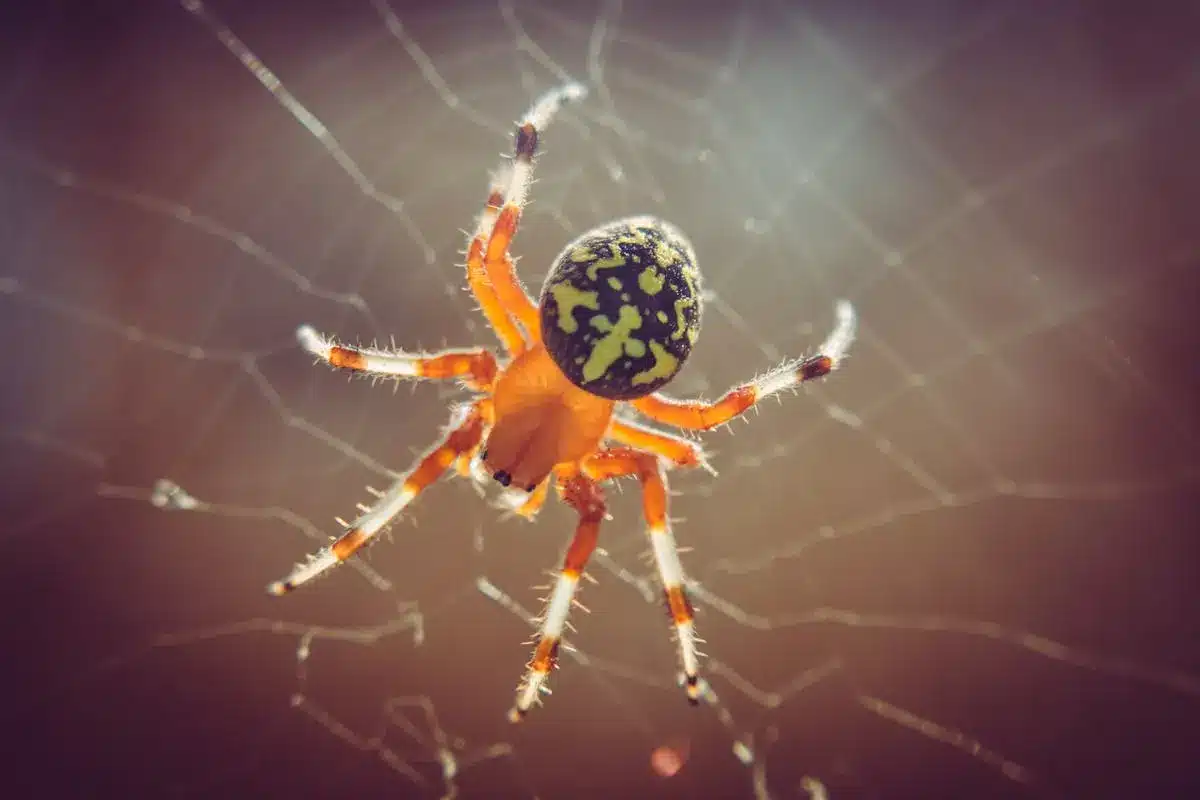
549;283;599;333
582;305;644;382
584;253;627;281
632;340;679;386
637;266;665;295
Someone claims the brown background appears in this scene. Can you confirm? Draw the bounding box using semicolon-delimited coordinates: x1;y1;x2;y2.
3;0;1198;798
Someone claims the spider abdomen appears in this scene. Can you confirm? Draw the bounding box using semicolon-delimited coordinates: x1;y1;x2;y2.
538;216;702;400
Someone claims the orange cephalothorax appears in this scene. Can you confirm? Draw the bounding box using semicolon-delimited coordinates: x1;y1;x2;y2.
482;344;615;491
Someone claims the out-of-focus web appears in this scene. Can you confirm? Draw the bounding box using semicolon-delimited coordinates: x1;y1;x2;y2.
3;0;1199;798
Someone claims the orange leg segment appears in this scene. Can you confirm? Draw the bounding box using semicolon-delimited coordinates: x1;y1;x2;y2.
268;402;489;595
477;84;587;353
631;386;757;431
607;418;710;471
484;207;541;340
631;301;857;431
510;472;606;721
467;228;526;356
297;325;499;390
582;448;703;704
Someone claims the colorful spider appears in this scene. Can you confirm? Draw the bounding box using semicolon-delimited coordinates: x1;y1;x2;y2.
270;83;857;721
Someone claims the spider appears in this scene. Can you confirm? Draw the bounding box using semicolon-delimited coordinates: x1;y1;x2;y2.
270;83;857;722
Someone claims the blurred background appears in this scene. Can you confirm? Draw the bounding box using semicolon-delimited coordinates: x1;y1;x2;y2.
2;0;1198;798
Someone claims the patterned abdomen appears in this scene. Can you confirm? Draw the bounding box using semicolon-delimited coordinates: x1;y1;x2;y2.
539;216;702;400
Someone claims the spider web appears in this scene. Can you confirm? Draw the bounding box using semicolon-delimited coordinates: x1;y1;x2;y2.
4;1;1199;797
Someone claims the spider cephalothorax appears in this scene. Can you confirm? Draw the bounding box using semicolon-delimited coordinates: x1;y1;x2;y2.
272;83;856;722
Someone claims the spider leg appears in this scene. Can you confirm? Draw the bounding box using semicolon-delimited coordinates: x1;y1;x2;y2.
268;401;489;595
297;325;498;390
583;448;704;705
510;469;605;722
631;301;857;431
467;183;528;356
482;83;588;344
608;417;713;474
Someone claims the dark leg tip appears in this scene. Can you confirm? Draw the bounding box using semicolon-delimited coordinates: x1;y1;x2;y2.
515;123;538;160
494;470;512;487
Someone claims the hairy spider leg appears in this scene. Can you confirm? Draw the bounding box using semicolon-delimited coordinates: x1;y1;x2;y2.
482;83;589;342
510;469;605;722
296;325;499;390
607;417;712;473
632;300;857;430
583;448;704;704
268;402;489;595
467;181;527;356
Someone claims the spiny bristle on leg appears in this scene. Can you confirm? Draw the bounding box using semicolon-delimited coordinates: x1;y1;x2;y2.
511;568;578;719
